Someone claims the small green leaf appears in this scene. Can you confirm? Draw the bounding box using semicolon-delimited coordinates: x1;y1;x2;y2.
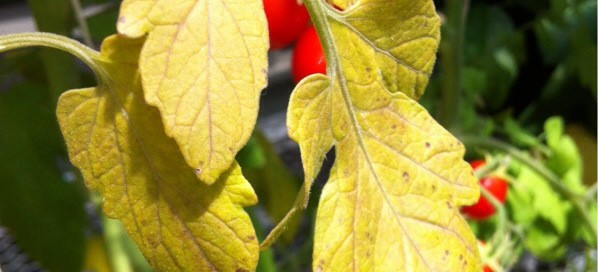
505;180;537;227
525;219;567;260
544;117;564;146
503;117;542;148
544;117;584;193
519;167;569;234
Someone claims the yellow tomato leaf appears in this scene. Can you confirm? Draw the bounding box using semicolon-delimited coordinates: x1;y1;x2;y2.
284;0;481;270
330;0;440;100
117;0;269;183
287;74;335;201
57;35;259;271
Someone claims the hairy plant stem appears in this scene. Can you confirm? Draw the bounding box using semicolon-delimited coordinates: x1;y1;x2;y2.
260;183;308;250
0;32;111;88
439;0;469;131
302;0;339;77
461;135;598;245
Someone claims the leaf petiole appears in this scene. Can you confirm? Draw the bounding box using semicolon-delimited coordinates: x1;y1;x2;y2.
302;0;339;78
0;32;109;86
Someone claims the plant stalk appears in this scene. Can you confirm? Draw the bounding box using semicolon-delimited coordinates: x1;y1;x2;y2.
439;0;469;131
302;0;339;77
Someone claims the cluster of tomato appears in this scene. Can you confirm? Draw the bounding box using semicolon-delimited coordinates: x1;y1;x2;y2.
263;0;326;83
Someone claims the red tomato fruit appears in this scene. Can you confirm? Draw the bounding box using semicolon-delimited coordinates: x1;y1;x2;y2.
483;265;493;272
291;26;326;83
461;160;508;220
263;0;310;50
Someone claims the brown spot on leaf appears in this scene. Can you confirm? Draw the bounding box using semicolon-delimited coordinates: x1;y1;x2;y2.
247;235;256;241
236;268;249;272
425;142;431;148
446;201;453;210
194;168;201;175
365;67;372;72
147;236;159;247
445;250;449;255
118;16;126;24
392;124;397;129
459;254;463;260
432;185;437;191
366;232;373;241
340;123;347;131
402;172;409;182
316;259;325;272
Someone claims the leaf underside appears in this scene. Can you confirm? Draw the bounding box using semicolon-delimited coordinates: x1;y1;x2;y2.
286;0;482;271
117;0;269;183
57;35;259;272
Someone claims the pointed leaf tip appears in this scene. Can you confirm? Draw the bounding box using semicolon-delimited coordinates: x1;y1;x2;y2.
118;0;269;183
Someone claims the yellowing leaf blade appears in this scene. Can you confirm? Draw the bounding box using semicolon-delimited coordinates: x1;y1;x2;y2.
284;0;480;270
287;74;335;196
313;90;480;271
57;35;258;271
117;0;269;183
334;0;440;99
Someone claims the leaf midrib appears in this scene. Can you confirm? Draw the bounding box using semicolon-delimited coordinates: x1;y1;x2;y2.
321;7;435;270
